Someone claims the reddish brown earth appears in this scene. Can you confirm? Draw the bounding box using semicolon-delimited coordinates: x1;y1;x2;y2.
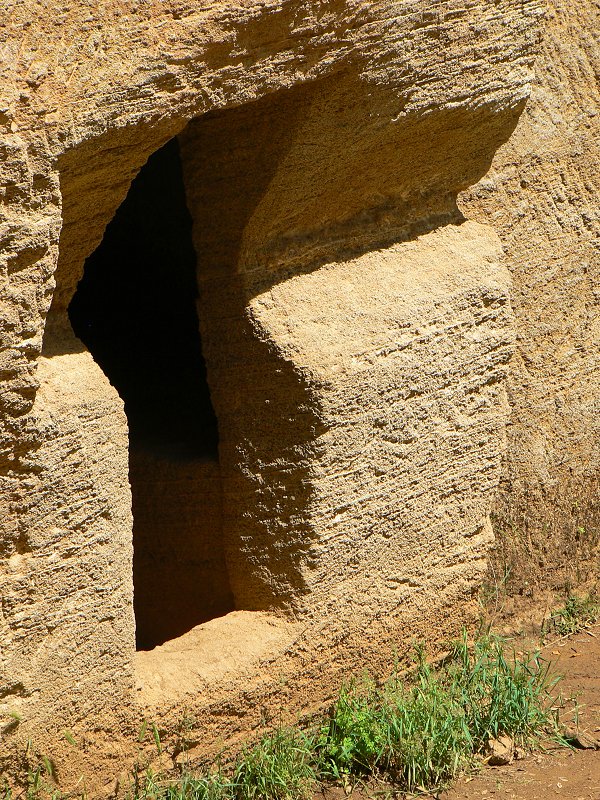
441;627;600;800
318;625;600;800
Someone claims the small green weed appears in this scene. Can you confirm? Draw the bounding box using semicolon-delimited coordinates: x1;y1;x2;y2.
317;679;382;778
544;594;600;637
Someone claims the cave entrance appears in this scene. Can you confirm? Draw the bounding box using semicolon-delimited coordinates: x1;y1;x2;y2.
69;137;235;651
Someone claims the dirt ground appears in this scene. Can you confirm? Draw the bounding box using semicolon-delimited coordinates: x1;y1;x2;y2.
441;625;600;800
318;625;600;800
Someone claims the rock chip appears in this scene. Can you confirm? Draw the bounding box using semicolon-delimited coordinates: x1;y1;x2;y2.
486;735;514;766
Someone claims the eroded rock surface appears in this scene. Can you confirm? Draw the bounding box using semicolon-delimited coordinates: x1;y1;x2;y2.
1;0;582;788
462;0;600;599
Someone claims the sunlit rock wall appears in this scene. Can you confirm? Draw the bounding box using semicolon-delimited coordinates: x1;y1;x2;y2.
0;0;543;787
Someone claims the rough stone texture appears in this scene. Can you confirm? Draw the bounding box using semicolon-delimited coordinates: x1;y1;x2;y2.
0;0;550;788
0;319;135;772
461;0;600;599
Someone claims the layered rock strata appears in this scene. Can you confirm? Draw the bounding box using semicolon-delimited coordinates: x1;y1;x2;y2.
0;0;546;786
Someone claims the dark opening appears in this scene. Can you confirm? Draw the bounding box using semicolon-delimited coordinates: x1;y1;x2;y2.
69;137;235;650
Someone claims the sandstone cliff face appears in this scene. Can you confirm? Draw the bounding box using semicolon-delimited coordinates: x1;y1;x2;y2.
0;0;566;787
462;0;600;601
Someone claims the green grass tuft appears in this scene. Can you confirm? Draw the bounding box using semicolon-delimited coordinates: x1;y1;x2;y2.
133;768;234;800
132;729;316;800
446;632;562;749
317;633;561;793
232;728;316;800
